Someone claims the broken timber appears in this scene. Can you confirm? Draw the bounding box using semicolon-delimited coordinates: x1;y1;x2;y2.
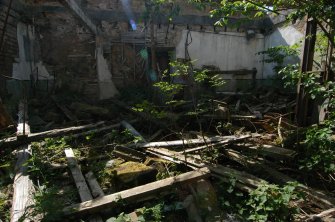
11;100;34;222
63;167;210;216
65;148;103;222
146;147;264;192
0;121;105;148
113;145;146;162
232;143;296;160
148;146;335;210
181;135;251;154
135;135;241;148
224;149;335;209
85;171;105;198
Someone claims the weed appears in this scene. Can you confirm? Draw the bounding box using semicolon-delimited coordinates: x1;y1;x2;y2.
299;123;335;173
26;186;66;221
137;202;164;222
217;178;302;222
245;182;302;222
0;190;10;222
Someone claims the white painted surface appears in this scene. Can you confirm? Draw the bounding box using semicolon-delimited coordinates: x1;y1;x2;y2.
12;22;53;80
96;44;119;99
263;25;304;77
176;30;265;79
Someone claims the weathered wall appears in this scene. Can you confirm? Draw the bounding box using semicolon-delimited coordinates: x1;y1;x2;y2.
176;30;265;78
36;11;98;99
16;0;276;97
263;21;304;78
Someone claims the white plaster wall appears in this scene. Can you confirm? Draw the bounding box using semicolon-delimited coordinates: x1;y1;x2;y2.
176;30;265;79
13;22;53;80
96;43;119;99
263;25;304;78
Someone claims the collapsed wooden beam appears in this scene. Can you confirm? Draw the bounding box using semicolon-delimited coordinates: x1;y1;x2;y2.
11;145;34;222
181;135;251;154
11;100;34;222
136;135;245;149
63;167;210;216
65;148;103;222
1;121;105;148
224;149;335;209
232;143;296;160
146;147;263;192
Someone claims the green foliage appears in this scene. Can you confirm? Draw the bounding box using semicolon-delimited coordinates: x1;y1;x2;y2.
28;138;70;182
0;191;10;222
218;179;302;222
217;177;246;216
108;203;164;222
258;45;300;73
143;0;180;22
28;186;65;221
156;162;182;180
279;65;335;173
132;100;167;119
300;123;335;173
107;212;132;222
154;60;224;105
209;0;266;26
137;202;164;222
245;182;301;222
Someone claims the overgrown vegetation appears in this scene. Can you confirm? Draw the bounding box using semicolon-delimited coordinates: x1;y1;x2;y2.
218;178;302;222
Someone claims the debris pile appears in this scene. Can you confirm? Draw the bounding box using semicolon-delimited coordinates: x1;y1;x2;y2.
0;87;334;222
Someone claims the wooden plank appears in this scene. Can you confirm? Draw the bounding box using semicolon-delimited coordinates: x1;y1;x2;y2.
136;135;235;148
181;135;251;154
11;100;34;222
65;149;103;222
113;145;146;162
63;167;211;216
85;171;105;198
232;143;296;160
11;145;34;222
0;121;105;148
146;147;264;193
147;147;205;168
65;148;93;202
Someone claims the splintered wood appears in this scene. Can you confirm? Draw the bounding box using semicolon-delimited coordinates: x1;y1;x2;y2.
63;167;210;216
65;148;93;202
65;148;103;222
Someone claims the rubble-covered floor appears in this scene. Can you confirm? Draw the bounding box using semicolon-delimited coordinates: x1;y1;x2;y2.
0;86;335;222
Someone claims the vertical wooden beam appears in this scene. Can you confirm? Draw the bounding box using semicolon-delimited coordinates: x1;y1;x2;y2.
296;17;317;126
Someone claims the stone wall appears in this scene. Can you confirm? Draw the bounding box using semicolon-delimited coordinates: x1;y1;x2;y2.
8;0;272;99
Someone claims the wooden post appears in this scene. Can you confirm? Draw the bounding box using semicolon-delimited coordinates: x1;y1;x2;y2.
296;17;317;126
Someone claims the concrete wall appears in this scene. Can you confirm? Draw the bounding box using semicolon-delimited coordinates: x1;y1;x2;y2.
176;30;265;79
263;24;304;78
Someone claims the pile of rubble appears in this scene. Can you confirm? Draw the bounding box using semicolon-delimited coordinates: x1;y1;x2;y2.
0;88;334;222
